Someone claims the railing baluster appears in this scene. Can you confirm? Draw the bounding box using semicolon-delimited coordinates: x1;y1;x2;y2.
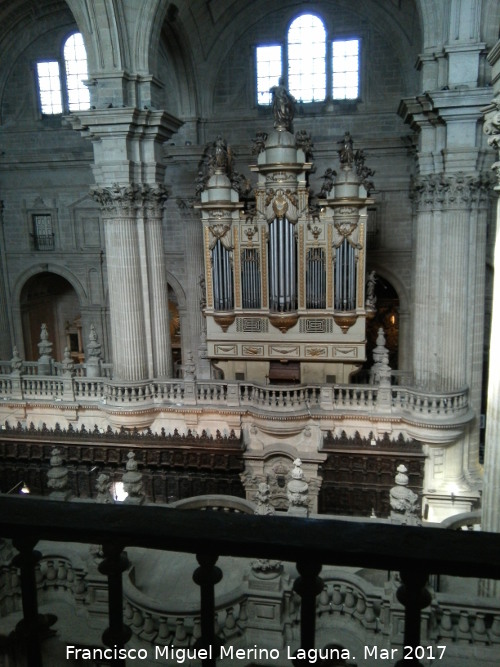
193;553;223;667
395;570;431;666
98;542;131;666
12;537;43;667
294;559;323;653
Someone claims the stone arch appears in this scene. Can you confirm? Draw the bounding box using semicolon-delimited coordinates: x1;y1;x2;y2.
365;264;410;373
12;265;88;361
0;1;77;124
166;271;187;376
64;0;132;75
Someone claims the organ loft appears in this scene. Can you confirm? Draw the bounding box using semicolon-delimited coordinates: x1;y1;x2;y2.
198;86;374;385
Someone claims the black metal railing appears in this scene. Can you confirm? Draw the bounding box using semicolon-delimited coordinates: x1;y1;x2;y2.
1;495;500;667
32;232;55;251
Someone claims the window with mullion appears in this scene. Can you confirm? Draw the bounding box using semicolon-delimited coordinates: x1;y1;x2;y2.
256;44;282;105
36;61;63;115
35;32;90;115
332;38;360;100
287;14;326;103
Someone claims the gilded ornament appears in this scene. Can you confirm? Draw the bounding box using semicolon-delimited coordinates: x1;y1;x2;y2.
268;312;299;333
333;313;358;333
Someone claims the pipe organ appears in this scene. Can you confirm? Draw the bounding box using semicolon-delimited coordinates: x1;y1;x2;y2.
197;123;373;384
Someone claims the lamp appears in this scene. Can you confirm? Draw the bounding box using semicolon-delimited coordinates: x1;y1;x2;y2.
6;480;30;494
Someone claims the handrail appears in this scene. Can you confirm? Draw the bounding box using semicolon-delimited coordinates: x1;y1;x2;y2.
2;495;500;667
0;374;472;425
1;496;500;578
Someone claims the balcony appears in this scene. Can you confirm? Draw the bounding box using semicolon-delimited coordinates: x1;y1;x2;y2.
1;495;500;666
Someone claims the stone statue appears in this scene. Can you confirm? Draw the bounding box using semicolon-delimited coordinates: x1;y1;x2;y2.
61;347;75;377
254;482;275;516
122;451;145;505
10;346;22;374
319;168;337;198
47;448;71;500
389;464;421;526
365;270;377;310
270;78;296;132
287;458;309;516
338;131;354;167
95;473;113;504
214;135;230;173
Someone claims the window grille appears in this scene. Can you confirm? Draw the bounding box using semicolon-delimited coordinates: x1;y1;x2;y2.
32;214;55;251
36;62;62;115
255;18;360;106
332;39;360;100
288;15;326;103
35;32;89;115
256;45;282;105
64;33;90;111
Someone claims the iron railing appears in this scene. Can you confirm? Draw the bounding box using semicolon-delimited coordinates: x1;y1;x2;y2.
1;495;500;667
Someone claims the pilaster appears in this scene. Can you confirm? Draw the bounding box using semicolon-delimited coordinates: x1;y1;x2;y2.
479;40;500;596
0;201;12;359
69;108;182;382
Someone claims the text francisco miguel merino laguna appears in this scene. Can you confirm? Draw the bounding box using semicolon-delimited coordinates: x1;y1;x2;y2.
66;644;355;662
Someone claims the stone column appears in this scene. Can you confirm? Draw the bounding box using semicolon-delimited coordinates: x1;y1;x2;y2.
181;202;209;378
69;108;183;382
479;40;500;596
0;201;12;360
144;186;172;378
410;175;488;392
93;185;148;381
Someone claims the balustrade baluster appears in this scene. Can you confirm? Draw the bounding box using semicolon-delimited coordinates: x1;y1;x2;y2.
193;552;223;667
12;536;43;667
98;543;131;666
293;560;323;654
395;570;431;666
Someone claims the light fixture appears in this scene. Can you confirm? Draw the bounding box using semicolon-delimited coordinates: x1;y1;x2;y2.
112;481;128;502
6;480;30;494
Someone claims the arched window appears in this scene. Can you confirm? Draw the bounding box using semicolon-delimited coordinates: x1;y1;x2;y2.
287;14;326;103
64;33;90;111
36;32;90;115
255;15;361;107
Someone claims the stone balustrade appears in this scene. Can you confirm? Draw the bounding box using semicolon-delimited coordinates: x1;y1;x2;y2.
0;368;472;426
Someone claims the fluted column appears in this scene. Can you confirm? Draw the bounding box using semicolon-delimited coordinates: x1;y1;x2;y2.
480;48;500;596
412;175;490;392
144;187;172;378
0;201;12;359
181;201;209;378
93;185;148;381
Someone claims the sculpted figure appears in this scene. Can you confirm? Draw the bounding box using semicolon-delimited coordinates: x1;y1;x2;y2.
270;78;296;132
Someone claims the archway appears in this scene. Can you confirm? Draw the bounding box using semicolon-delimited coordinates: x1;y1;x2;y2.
20;272;81;362
168;284;182;376
365;274;399;371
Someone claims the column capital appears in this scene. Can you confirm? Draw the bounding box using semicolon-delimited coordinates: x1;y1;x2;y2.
90;183;168;217
410;172;494;210
483;100;500;188
67;107;182;184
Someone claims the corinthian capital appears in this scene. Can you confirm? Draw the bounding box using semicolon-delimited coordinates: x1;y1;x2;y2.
90;183;141;214
484;100;500;185
411;172;493;209
90;183;168;216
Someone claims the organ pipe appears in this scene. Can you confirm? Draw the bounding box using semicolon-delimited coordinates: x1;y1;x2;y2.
306;247;326;309
269;217;297;312
212;240;234;311
241;248;261;308
335;240;356;311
